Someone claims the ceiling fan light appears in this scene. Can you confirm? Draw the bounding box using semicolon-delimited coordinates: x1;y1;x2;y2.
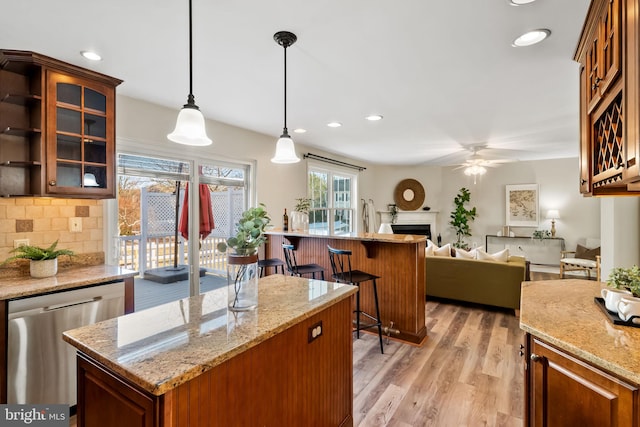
167;105;212;146
271;135;300;163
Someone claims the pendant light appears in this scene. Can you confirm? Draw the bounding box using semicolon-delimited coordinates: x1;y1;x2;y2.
271;31;300;163
167;0;212;146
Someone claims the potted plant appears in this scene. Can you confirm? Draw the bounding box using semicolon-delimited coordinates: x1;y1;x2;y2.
291;197;311;232
3;240;74;278
532;230;551;240
217;204;271;311
449;187;477;249
388;204;398;224
607;266;640;297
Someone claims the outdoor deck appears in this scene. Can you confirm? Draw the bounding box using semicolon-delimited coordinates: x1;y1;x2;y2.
134;272;227;311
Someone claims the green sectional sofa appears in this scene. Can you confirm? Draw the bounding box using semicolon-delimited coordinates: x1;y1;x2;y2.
425;255;528;313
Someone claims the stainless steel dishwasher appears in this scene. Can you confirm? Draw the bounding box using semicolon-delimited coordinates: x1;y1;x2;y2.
7;281;125;405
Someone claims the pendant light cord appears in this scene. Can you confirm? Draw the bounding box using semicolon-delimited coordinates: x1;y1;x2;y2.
188;0;194;103
283;43;288;134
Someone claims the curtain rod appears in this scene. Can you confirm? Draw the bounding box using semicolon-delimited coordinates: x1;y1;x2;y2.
303;153;366;171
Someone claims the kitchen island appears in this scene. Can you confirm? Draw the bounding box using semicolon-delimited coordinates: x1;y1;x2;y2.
520;279;640;426
265;230;427;344
63;274;357;427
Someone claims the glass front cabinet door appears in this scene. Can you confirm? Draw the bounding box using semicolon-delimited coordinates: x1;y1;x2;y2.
45;71;115;198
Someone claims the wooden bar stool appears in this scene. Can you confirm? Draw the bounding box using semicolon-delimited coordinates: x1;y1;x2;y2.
258;257;285;277
282;244;325;279
327;245;384;353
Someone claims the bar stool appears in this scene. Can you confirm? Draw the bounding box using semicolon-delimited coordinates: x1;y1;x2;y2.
258;257;285;277
327;245;383;353
282;244;325;279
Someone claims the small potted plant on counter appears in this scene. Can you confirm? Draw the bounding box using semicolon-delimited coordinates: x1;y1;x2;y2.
3;240;74;278
607;265;640;297
217;204;271;311
291;197;311;232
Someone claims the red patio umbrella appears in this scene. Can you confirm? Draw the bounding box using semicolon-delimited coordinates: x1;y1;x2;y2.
178;183;215;240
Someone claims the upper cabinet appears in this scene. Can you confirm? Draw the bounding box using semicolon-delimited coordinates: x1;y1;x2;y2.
0;50;122;198
574;0;640;195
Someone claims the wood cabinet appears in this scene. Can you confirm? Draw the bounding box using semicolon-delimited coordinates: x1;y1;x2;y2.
574;0;640;195
524;333;639;426
0;50;121;198
74;297;353;427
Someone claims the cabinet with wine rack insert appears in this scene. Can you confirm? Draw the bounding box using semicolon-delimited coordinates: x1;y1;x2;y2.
0;50;122;198
574;0;640;195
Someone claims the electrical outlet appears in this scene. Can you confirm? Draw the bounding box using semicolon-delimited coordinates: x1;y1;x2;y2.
69;217;82;232
13;239;29;248
308;321;323;343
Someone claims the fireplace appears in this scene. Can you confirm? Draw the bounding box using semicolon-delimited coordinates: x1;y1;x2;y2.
391;224;431;240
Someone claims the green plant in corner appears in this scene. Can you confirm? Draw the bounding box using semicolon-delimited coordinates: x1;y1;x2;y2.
3;240;74;263
449;187;477;249
607;265;640;297
216;204;271;256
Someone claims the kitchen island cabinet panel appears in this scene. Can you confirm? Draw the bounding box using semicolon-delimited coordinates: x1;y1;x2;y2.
66;275;357;427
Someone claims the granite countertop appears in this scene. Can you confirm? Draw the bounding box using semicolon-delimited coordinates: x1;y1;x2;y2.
63;274;357;396
265;229;427;244
0;264;137;300
520;279;640;385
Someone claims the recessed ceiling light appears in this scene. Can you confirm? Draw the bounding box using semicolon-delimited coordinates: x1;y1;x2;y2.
365;115;383;121
293;128;307;133
512;29;551;47
509;0;536;5
80;51;102;61
327;122;342;128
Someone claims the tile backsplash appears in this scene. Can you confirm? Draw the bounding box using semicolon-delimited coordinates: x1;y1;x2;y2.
0;198;103;261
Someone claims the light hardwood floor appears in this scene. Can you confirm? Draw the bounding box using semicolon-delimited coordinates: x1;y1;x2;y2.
353;299;524;427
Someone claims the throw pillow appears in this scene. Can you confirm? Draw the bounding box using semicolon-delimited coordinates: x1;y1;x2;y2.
456;248;476;259
477;248;510;262
425;245;435;256
575;244;600;261
434;243;452;257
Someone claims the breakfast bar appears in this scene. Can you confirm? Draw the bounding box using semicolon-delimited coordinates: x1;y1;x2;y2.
63;274;357;427
265;230;428;344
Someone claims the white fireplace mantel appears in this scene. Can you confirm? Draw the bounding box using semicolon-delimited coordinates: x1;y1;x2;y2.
378;210;439;237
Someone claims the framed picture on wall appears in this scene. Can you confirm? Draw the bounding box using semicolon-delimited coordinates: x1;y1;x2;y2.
506;184;539;227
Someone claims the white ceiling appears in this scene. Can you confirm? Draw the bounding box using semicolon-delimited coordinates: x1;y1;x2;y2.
0;0;591;166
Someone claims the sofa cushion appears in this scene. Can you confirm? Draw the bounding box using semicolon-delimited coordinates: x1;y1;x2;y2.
455;246;484;259
434;243;452;257
477;248;509;262
575;244;600;261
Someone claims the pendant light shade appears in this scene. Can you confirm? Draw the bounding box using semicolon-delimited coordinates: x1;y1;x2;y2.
271;31;300;164
167;0;212;146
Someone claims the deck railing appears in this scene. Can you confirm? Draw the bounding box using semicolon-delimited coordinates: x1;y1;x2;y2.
118;234;228;275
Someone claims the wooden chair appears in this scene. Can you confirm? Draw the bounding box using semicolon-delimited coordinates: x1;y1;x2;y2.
282;244;325;279
560;238;601;281
328;245;384;353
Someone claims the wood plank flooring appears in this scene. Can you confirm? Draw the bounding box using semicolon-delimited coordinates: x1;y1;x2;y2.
71;271;557;426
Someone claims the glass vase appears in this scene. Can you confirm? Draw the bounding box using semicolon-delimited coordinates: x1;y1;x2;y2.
290;210;309;232
227;254;259;311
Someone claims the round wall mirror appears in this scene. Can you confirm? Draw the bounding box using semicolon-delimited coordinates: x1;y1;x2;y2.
394;179;425;210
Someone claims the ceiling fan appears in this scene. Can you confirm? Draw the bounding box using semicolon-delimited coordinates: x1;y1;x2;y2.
451;145;514;183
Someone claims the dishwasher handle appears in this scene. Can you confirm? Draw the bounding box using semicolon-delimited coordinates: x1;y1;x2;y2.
44;297;102;311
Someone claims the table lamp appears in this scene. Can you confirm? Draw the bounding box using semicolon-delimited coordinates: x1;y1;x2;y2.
546;209;560;237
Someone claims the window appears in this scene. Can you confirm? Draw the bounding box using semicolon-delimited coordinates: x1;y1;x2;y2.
308;164;357;235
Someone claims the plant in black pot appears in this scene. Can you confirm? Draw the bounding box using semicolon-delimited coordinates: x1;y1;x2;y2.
3;240;74;278
217;204;271;311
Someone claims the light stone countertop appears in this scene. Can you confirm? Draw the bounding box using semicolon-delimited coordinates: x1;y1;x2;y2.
265;229;427;244
0;265;137;300
520;279;640;385
63;274;357;396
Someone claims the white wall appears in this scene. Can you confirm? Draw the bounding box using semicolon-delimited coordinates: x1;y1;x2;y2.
114;95;602;263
